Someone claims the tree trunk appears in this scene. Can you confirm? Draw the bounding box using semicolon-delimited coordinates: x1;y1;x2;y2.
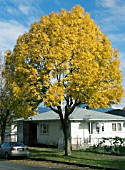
1;125;6;143
51;106;72;156
64;131;71;156
63;119;71;156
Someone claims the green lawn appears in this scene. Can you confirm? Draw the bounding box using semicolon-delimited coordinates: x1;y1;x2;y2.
29;147;125;170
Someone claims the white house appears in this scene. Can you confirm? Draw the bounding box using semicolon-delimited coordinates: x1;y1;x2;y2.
16;108;125;149
0;125;17;143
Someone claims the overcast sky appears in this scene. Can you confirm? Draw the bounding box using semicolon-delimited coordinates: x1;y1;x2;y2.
0;0;125;109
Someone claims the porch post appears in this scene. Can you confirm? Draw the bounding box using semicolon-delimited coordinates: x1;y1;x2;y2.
89;122;92;134
89;122;92;143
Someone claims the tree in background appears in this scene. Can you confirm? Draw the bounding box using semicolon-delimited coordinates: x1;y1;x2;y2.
0;52;37;143
5;5;124;155
0;53;6;143
0;53;13;143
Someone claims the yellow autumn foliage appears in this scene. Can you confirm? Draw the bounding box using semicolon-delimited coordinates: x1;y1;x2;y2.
4;5;124;111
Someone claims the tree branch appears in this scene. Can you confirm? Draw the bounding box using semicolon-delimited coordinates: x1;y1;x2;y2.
49;106;61;114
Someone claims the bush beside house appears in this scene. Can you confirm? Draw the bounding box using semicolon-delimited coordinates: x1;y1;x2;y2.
89;136;125;154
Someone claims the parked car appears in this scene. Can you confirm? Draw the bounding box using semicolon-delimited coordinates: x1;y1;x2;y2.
0;142;29;159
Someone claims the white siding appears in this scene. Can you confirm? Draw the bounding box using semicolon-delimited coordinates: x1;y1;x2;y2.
71;121;89;149
16;118;125;149
71;121;125;149
88;121;125;146
17;122;23;143
37;120;63;146
11;125;17;142
71;121;88;138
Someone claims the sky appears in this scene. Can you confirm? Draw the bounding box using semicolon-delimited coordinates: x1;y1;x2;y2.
0;0;125;109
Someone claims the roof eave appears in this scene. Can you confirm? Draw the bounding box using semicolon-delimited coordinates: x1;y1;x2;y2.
70;118;125;121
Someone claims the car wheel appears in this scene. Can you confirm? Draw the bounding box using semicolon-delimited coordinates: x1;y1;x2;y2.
5;152;9;159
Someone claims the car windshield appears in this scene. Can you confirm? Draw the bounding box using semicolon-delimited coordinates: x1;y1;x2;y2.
10;142;25;146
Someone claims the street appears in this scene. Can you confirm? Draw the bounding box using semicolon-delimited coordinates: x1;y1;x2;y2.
0;159;69;170
0;159;96;170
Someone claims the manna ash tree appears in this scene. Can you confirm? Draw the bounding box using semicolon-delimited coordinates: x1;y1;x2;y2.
5;5;124;155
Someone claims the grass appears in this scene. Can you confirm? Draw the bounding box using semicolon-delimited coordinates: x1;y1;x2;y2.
29;147;125;170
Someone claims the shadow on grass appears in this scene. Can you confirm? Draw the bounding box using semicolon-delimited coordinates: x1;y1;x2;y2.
30;149;55;153
29;149;123;170
29;156;121;170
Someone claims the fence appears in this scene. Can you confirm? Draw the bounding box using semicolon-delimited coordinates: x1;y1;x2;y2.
71;137;90;149
58;137;91;150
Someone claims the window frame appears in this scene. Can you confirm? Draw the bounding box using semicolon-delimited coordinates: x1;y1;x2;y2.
117;123;122;131
101;123;105;132
112;123;117;131
112;123;122;132
40;123;49;134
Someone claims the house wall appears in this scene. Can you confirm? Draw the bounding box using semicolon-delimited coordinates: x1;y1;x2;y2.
11;124;17;142
70;121;125;149
90;121;125;146
16;119;125;149
71;121;86;138
0;125;17;143
37;120;63;146
17;121;24;143
71;121;89;149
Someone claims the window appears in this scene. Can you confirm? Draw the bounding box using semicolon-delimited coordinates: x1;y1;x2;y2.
40;124;49;134
117;123;122;131
101;123;104;132
94;122;105;133
96;123;100;133
112;123;116;131
112;123;122;131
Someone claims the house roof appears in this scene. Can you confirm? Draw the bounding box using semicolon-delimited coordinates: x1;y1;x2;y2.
30;110;60;121
29;108;125;122
70;108;125;121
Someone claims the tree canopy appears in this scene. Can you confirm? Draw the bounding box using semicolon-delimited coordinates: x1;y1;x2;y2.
0;52;37;143
6;5;124;109
4;5;124;155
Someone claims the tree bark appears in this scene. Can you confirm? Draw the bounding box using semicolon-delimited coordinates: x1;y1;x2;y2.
61;117;71;156
51;106;72;156
64;120;71;156
1;124;6;143
0;110;9;143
